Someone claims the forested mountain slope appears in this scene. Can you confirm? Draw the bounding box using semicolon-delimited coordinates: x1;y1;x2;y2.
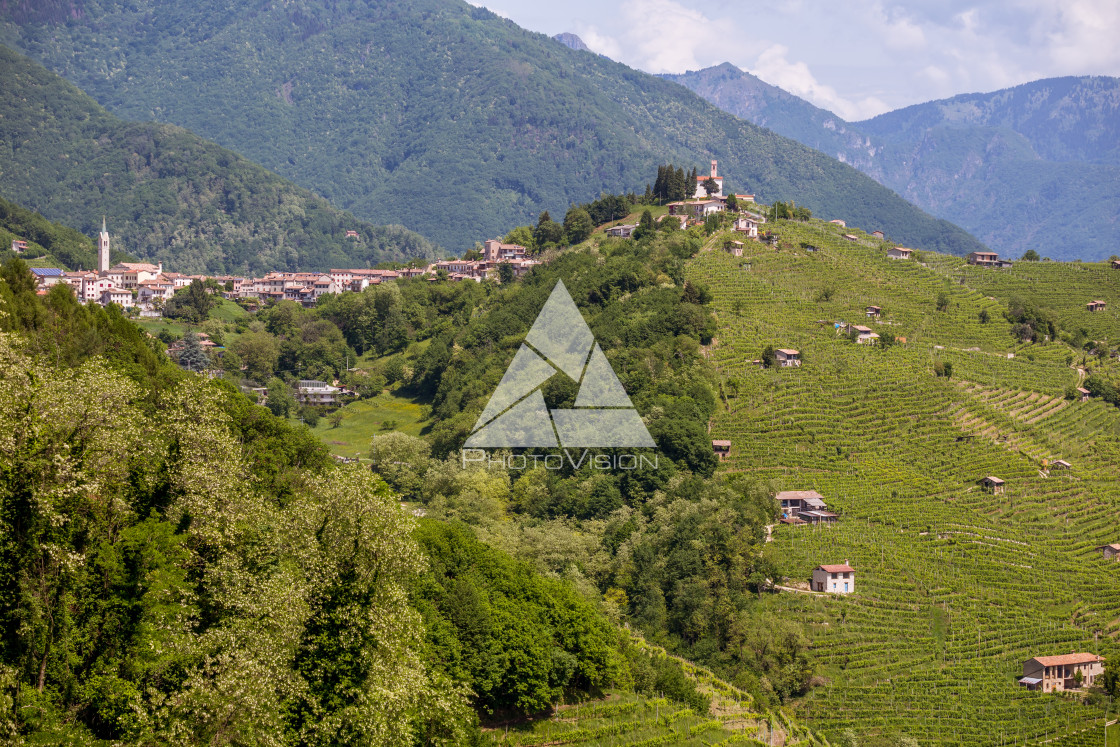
666;65;1120;262
0;46;438;275
0;0;984;257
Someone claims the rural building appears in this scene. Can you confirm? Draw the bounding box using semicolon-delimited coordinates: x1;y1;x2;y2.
1097;544;1120;560
711;440;731;460
733;193;755;204
968;251;1000;267
843;234;859;242
606;224;638;238
1076;387;1091;402
483;239;528;262
30;267;66;288
345;230;359;238
775;349;801;367
1087;300;1106;312
776;490;827;516
693;160;724;198
295;380;343;405
1019;654;1103;693
996;260;1014;269
734;216;759;237
1050;459;1072;470
11;239;27;253
99;287;133;307
844;323;879;344
1113;260;1120;269
866;305;881;319
887;247;912;260
812;563;855;594
724;240;744;257
872;230;884;239
981;476;1006;494
829;219;846;228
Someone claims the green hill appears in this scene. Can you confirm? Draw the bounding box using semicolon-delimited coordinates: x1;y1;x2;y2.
666;65;1120;262
0;193;134;270
0;45;438;275
0;0;985;257
686;220;1120;744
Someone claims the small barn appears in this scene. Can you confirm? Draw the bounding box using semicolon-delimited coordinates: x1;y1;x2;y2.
812;563;855;594
981;476;1006;495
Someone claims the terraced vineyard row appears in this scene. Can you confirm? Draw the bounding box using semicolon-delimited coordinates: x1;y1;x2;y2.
688;221;1120;745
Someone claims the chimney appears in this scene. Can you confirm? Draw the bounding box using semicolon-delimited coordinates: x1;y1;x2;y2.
158;262;163;274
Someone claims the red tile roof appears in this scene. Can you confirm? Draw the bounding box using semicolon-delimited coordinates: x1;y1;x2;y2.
816;564;855;573
1030;653;1102;667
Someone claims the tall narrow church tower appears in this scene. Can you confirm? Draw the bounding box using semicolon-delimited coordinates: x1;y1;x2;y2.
97;216;110;273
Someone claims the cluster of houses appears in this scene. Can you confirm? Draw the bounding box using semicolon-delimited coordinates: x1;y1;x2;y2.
25;225;543;313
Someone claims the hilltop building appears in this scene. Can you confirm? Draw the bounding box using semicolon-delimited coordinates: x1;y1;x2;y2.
693;160;724;198
887;247;912;260
1019;654;1103;692
812;563;855;593
606;224;637;238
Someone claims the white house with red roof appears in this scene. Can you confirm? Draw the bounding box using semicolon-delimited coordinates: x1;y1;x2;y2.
812;563;855;594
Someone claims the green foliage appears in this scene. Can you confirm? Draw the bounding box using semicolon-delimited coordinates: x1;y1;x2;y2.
0;5;986;256
266;376;295;417
176;330;210;371
412;520;623;716
564;207;594;245
0;194;119;271
1022;249;1041;261
0;47;437;274
164;279;219;322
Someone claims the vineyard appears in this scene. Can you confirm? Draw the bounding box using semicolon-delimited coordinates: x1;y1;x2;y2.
687;219;1120;745
489;635;826;746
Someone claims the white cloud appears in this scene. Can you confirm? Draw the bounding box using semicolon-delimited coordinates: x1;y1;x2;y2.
750;45;891;120
619;0;715;73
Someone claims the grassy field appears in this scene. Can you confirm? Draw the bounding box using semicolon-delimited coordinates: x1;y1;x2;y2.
310;390;428;459
686;218;1120;746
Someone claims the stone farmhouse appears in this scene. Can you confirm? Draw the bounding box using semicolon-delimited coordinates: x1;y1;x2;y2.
1019;653;1103;692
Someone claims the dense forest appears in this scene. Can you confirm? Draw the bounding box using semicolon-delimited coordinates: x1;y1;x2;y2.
0;0;986;257
0;195;134;270
0;46;438;275
0;254;729;743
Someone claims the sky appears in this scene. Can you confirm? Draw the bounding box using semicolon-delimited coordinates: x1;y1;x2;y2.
469;0;1120;120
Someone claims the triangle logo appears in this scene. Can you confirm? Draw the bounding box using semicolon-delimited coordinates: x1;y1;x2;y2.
465;280;656;449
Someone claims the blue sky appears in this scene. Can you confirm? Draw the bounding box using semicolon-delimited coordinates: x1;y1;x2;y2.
470;0;1120;120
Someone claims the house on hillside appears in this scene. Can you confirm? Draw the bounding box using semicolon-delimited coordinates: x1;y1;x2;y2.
1019;654;1103;693
981;476;1006;495
872;230;884;239
30;267;65;288
483;239;528;262
776;490;826;516
844;323;879;344
733;193;755;204
11;239;27;253
1097;544;1120;561
724;240;744;257
606;224;638;238
887;247;912;260
734;216;758;238
1076;387;1091;402
345;230;359;238
775;349;801;367
866;305;882;319
829;219;846;228
843;234;859;242
812;563;855;594
1112;260;1120;269
295;380;343;405
1087;300;1107;312
1050;459;1071;470
968;251;999;267
712;440;731;460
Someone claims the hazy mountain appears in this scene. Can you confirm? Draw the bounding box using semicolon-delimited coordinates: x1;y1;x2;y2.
0;0;985;257
553;33;590;53
0;46;437;275
665;64;1120;261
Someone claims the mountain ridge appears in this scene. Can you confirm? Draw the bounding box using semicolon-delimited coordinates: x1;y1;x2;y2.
664;64;1120;261
0;0;986;258
0;45;438;275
